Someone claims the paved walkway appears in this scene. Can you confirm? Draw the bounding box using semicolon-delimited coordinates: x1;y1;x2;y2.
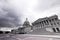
0;28;60;40
0;34;60;40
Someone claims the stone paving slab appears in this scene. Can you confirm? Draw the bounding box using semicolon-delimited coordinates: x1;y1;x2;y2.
0;34;60;40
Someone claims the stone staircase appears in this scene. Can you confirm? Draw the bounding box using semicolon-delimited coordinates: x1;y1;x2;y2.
29;28;60;35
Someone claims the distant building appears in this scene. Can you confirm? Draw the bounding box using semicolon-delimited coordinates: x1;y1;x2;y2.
18;27;26;34
0;27;19;34
11;27;20;34
32;15;60;32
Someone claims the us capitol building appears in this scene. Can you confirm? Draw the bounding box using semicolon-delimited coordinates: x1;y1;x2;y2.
32;15;60;33
13;15;60;33
0;15;60;34
11;18;32;34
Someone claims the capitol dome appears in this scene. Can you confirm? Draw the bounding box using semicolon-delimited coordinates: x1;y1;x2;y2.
23;18;30;27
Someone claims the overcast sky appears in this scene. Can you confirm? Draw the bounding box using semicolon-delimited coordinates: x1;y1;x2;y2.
0;0;60;26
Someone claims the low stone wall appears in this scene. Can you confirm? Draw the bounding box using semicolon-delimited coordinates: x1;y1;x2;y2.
46;27;60;33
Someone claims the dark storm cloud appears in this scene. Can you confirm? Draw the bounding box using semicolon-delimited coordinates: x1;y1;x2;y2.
0;0;21;27
0;0;60;25
0;9;20;27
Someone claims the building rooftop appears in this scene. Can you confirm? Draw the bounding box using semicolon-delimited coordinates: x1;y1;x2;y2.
32;15;58;24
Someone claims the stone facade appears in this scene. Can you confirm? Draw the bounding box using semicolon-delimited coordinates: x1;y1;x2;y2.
32;15;60;32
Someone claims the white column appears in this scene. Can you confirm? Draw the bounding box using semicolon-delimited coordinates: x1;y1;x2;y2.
54;18;57;26
43;21;45;26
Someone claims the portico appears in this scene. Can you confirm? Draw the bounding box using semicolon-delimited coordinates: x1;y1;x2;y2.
32;15;60;32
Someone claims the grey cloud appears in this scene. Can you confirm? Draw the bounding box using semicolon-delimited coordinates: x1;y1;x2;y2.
0;0;21;27
0;9;20;27
36;0;60;11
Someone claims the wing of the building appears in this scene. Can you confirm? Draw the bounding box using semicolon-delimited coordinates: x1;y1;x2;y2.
32;15;60;33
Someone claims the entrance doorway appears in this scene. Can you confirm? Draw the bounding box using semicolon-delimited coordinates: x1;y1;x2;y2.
56;28;59;32
52;28;56;32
